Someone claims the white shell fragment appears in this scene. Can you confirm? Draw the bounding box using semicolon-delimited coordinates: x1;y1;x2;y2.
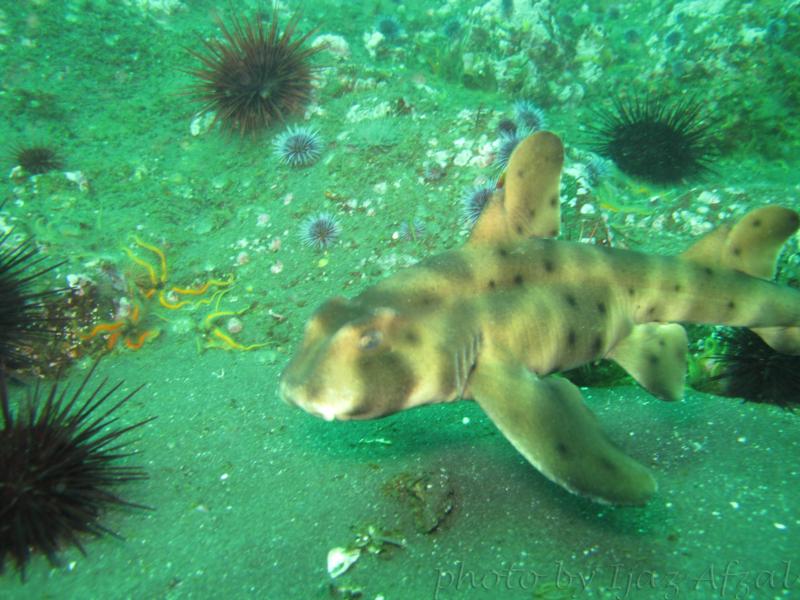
326;546;361;578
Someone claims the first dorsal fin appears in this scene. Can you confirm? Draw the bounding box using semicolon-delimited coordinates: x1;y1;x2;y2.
468;131;564;246
681;206;799;278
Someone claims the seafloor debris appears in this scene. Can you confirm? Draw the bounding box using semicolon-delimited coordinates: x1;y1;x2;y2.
327;546;361;578
384;468;455;533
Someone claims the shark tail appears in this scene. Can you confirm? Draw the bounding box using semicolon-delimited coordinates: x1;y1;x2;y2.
681;205;800;354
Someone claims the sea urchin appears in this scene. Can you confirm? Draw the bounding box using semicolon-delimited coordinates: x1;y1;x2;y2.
187;9;322;136
588;95;717;184
11;145;62;175
0;230;62;372
273;125;323;167
0;362;151;578
300;213;340;251
462;185;495;225
707;327;800;409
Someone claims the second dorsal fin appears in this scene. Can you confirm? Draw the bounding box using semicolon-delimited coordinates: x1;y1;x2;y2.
681;205;799;279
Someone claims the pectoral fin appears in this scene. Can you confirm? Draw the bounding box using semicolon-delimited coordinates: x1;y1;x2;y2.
468;356;656;506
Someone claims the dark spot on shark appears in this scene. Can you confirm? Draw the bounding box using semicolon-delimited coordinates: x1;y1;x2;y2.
648;354;659;365
404;330;420;345
592;335;603;354
567;329;577;346
488;279;496;289
727;300;736;310
529;208;536;218
313;298;365;332
549;196;558;208
628;287;635;296
498;248;509;258
514;273;524;285
516;225;524;235
358;352;414;413
599;457;617;474
565;293;577;308
732;247;741;257
304;378;323;403
556;441;570;457
516;169;524;178
544;259;555;273
674;284;682;292
597;301;606;314
548;229;558;237
419;295;439;308
647;305;657;317
704;267;714;276
752;219;762;227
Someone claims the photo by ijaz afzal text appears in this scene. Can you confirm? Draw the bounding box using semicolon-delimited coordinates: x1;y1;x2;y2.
432;559;798;599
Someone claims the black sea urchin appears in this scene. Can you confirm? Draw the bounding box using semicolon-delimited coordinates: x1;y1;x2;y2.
0;230;62;372
187;9;322;136
588;95;717;184
0;362;151;578
708;328;800;409
11;145;62;175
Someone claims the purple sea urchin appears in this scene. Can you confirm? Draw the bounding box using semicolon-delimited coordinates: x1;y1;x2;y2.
399;218;426;242
496;119;517;137
584;155;612;188
513;100;546;132
462;185;494;225
300;213;340;251
186;9;322;136
376;16;402;41
587;94;717;184
0;362;151;578
273;125;323;167
495;132;522;170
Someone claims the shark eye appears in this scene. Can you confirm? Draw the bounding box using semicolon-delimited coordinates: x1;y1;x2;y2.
359;330;383;350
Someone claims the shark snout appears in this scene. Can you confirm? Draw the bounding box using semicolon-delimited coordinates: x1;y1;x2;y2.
279;375;346;422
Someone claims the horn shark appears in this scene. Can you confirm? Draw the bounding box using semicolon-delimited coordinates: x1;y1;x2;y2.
280;131;800;506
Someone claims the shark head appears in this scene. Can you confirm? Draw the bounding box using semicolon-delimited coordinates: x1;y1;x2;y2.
280;296;446;421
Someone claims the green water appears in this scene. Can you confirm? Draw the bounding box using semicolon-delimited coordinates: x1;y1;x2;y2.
1;0;798;598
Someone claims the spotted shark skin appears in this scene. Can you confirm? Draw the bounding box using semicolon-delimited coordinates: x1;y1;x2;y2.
281;131;800;506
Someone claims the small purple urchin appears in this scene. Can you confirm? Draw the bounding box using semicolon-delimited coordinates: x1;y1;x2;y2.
584;155;612;188
462;185;495;225
513;100;546;132
273;125;323;168
300;213;340;251
495;132;522;170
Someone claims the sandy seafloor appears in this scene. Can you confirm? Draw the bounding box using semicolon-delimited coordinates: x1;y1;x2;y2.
1;0;799;598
